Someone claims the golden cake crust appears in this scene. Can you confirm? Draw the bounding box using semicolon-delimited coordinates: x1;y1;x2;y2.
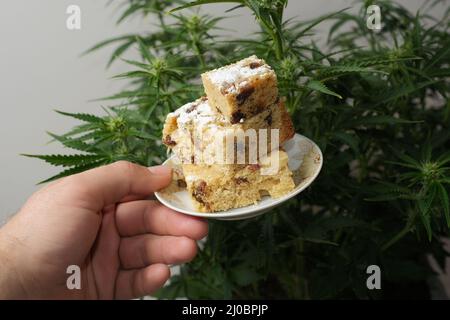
182;149;295;212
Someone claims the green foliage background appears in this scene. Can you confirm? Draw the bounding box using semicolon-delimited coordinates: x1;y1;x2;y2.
26;0;450;298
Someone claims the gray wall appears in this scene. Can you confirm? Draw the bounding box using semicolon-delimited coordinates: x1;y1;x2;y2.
0;0;443;221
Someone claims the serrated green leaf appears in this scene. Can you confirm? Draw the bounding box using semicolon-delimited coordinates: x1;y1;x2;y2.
386;160;421;170
136;36;154;64
81;34;136;56
55;110;104;124
295;8;349;40
390;149;422;168
425;41;450;71
333;132;359;153
21;154;106;167
61;123;97;138
129;129;160;141
47;132;98;153
117;3;145;24
107;39;136;67
437;151;450;167
417;185;437;241
348;115;418;127
306;80;342;98
436;183;450;228
377;80;438;105
318;65;388;80
113;70;152;79
170;0;243;13
419;184;437;218
419;210;433;241
38;161;108;184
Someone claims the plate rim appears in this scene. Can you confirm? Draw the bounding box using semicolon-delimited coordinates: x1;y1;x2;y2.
154;133;323;219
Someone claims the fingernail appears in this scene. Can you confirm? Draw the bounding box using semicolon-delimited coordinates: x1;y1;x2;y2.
148;165;172;176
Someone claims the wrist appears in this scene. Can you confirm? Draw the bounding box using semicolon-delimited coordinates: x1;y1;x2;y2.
0;228;28;299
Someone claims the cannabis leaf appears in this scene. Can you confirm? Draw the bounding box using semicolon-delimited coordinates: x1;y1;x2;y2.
306;80;342;99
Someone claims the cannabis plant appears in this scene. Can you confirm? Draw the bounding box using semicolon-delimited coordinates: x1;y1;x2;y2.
26;0;449;299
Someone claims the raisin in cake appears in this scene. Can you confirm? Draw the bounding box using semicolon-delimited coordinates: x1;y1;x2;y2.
162;96;294;164
182;149;295;212
201;55;278;123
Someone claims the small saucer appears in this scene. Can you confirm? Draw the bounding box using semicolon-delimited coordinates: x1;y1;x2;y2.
155;133;323;220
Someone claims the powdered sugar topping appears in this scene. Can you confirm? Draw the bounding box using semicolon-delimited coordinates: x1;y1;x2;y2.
206;56;272;93
170;98;224;128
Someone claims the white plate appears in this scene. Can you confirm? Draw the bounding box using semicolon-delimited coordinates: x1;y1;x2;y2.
155;133;323;220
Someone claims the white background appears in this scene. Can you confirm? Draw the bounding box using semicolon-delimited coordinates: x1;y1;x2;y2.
0;0;444;222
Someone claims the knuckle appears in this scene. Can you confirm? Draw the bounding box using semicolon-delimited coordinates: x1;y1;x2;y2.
54;174;96;208
62;175;88;193
61;173;82;186
142;237;152;266
112;160;136;175
177;237;197;261
195;221;209;240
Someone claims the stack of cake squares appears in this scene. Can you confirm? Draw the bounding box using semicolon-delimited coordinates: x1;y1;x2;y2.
162;55;296;212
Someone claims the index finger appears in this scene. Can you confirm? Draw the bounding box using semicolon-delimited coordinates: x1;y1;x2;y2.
57;161;172;212
115;200;208;239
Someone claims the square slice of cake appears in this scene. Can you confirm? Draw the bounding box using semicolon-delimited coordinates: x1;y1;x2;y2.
201;55;278;123
162;96;294;165
182;149;295;212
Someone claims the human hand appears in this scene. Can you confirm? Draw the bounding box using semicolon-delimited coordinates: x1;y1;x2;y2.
0;161;208;299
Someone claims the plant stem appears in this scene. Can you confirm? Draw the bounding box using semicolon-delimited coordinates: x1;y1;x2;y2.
188;31;206;68
382;211;416;251
295;239;309;299
261;22;284;60
158;12;166;29
193;42;206;68
273;29;284;60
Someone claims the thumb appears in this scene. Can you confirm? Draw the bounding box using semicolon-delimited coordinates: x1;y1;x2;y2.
58;161;172;211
